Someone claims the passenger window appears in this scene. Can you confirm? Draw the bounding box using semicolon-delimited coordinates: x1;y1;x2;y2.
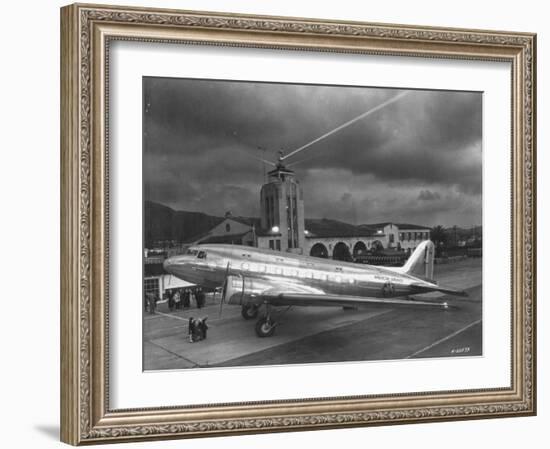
197;251;206;259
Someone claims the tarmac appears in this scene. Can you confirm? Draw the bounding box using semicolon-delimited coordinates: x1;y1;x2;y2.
143;257;482;370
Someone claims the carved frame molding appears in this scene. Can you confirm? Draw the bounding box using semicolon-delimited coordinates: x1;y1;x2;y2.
60;3;536;445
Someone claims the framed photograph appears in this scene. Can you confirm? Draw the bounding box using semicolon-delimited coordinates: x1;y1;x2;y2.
60;3;536;445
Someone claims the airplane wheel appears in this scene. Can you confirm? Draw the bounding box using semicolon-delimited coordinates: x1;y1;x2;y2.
241;304;259;320
255;318;276;337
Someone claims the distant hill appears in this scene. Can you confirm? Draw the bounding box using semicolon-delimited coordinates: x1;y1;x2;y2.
144;201;224;246
145;200;481;247
144;202;375;245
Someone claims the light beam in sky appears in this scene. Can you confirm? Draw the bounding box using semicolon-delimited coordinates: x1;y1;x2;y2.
282;90;410;162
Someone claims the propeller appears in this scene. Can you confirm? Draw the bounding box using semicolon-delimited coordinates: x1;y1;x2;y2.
219;261;231;318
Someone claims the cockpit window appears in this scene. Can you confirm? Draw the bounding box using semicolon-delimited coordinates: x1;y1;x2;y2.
197;251;207;259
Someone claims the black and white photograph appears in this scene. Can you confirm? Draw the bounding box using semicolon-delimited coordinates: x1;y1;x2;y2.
142;77;483;371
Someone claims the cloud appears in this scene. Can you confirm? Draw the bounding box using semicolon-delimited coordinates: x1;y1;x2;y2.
143;77;482;226
418;190;442;201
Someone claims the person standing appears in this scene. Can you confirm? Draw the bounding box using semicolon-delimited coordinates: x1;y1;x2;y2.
173;290;181;310
194;288;200;309
168;290;175;311
198;317;208;339
188;317;195;343
183;288;190;308
146;293;156;314
200;288;206;308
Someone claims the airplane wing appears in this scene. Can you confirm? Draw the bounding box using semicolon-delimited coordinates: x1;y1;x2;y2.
263;292;450;309
224;276;450;309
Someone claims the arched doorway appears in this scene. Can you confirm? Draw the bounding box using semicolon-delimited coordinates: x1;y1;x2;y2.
333;242;352;261
371;240;384;254
352;241;367;258
310;243;328;258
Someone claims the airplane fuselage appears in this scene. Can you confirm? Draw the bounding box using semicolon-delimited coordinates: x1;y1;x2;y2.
163;244;434;300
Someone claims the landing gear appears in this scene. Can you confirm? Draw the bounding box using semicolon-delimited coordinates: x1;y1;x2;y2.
241;304;259;320
255;317;276;337
255;303;277;337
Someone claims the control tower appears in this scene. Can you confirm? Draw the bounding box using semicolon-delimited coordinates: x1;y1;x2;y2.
259;156;305;254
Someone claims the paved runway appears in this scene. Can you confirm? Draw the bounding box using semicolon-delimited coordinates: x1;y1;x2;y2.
144;258;482;370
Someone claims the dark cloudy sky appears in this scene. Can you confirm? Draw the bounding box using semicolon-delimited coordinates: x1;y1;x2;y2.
143;77;482;227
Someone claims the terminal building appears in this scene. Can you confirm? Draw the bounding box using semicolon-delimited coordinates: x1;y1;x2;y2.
187;162;431;260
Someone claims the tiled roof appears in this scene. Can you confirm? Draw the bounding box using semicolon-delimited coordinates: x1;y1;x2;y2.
229;216;261;228
362;222;430;231
198;232;251;244
304;218;378;239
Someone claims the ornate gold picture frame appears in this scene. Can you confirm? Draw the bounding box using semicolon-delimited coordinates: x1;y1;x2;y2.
60;3;536;445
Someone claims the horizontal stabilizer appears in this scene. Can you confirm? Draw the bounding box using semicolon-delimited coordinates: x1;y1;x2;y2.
410;283;468;297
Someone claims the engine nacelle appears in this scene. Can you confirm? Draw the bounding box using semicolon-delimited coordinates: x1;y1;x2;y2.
223;275;271;305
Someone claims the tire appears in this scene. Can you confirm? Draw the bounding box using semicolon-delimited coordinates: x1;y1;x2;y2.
241;304;259;320
255;317;276;337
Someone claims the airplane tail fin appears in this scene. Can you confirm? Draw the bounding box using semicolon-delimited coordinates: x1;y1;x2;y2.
399;240;435;282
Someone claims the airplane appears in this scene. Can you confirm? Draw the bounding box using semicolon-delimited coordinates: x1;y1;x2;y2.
163;240;467;337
